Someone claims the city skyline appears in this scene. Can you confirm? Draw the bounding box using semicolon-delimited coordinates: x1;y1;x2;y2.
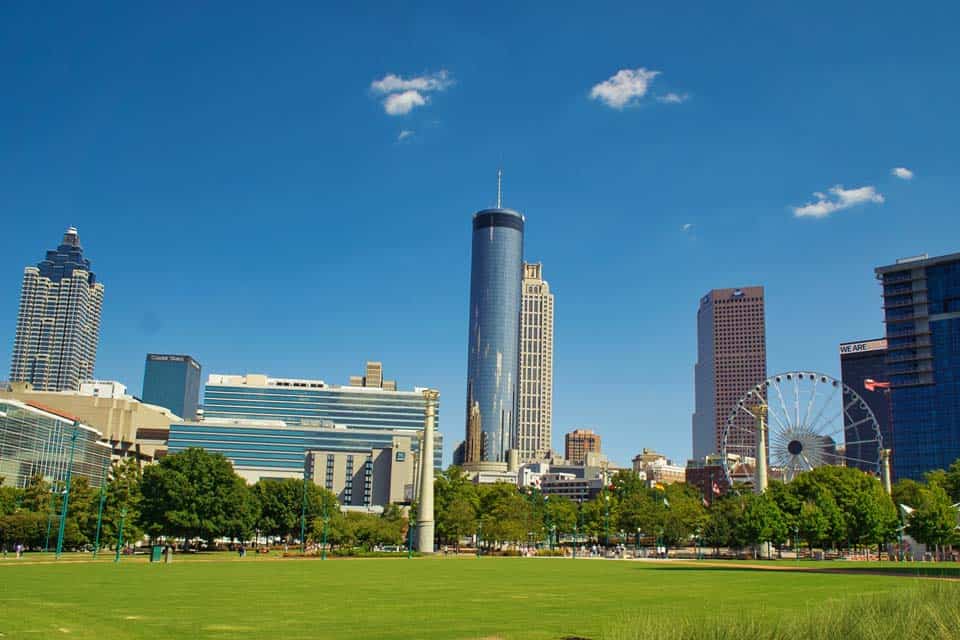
3;3;960;468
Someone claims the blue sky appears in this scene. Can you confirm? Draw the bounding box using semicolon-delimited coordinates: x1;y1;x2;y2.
2;2;959;467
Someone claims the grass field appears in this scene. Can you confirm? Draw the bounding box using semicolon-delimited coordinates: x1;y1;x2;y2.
0;555;956;640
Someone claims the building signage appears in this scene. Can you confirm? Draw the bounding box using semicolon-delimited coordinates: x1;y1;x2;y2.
839;339;888;355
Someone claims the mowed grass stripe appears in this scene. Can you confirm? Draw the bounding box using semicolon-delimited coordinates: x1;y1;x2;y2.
0;557;940;640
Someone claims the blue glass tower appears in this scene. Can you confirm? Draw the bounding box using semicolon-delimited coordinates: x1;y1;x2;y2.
465;207;524;463
142;354;202;420
876;253;960;480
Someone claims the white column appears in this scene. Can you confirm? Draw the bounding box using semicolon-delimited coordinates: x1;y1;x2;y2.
755;406;768;494
416;389;439;553
880;449;893;495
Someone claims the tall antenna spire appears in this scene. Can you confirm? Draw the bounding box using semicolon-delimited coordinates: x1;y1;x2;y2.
497;168;502;208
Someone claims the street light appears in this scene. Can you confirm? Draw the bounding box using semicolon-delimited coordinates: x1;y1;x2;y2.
636;528;641;556
55;421;81;559
92;457;112;559
114;507;127;563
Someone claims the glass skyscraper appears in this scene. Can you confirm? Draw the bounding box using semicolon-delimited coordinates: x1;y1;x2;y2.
142;354;202;420
9;227;104;391
877;252;960;480
464;208;524;464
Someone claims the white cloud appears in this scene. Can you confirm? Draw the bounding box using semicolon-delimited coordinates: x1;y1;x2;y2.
891;167;914;180
682;223;694;232
370;71;452;94
793;185;885;219
397;130;414;141
383;90;427;116
657;92;689;104
590;68;660;109
371;71;453;116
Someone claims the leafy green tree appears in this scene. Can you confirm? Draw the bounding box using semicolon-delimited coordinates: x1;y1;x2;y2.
797;500;829;552
251;479;330;542
140;448;252;544
703;495;740;553
21;474;52;513
102;458;143;548
477;483;529;544
737;492;787;558
892;478;924;511
661;483;707;548
908;483;957;558
544;495;576;540
435;466;478;547
0;485;22;516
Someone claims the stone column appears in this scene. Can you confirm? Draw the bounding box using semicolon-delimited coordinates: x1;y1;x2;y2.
416;389;439;554
880;449;893;495
755;405;768;494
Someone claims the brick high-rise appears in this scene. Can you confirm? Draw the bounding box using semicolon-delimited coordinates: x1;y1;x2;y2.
692;287;767;460
565;428;601;465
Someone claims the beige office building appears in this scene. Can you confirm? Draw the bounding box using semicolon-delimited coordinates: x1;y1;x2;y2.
517;262;554;462
305;433;417;506
0;380;180;459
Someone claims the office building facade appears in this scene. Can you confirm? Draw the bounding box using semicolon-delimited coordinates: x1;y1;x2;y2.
203;366;437;434
876;253;960;480
0;379;180;460
142;354;202;420
9;227;105;391
465;208;524;465
839;339;892;474
564;429;601;465
517;262;554;462
692;287;767;460
305;435;416;507
168;421;441;489
0;399;111;489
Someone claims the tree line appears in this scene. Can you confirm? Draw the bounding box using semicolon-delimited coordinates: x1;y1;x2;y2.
434;459;960;557
0;448;407;552
2;446;956;557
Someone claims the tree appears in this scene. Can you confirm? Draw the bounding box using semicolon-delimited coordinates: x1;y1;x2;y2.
140;448;252;544
892;478;924;511
0;485;21;516
908;483;957;559
21;474;52;513
737;492;787;558
435;466;478;547
477;483;529;545
102;458;143;548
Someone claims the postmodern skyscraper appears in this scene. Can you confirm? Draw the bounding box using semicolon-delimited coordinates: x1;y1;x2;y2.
564;428;601;465
517;262;554;461
9;227;105;391
692;287;767;460
142;354;202;420
839;339;892;475
876;252;960;480
464;203;524;466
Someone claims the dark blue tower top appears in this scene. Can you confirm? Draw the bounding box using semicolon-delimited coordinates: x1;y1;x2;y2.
37;227;96;284
473;208;525;232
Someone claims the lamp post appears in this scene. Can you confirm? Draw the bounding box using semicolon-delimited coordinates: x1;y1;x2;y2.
321;495;329;561
44;484;58;552
114;507;127;563
636;528;641;556
544;495;552;551
604;494;610;551
300;473;309;555
476;519;482;558
55;421;81;559
92;457;112;559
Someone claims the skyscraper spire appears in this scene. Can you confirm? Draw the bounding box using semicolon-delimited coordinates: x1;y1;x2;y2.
497;168;502;208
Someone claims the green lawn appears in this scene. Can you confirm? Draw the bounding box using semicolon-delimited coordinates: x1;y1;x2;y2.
0;555;951;640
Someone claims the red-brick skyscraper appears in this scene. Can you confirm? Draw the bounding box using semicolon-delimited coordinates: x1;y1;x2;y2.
692;287;767;460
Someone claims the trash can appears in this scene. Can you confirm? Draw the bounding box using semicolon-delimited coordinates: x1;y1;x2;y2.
150;545;164;563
